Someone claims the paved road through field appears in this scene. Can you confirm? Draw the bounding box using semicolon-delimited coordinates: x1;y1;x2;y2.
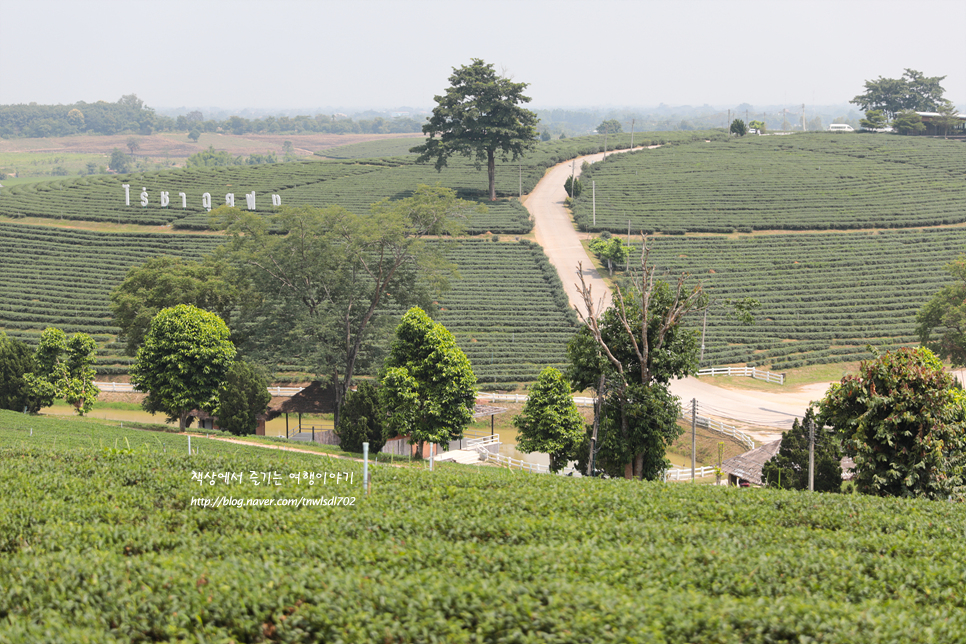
524;149;834;437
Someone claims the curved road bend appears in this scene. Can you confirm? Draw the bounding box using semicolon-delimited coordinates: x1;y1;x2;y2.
524;150;833;435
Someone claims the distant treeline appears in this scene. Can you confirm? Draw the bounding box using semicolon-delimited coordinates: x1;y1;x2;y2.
0;94;424;139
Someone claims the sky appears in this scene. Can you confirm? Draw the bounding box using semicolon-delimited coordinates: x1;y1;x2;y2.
1;0;964;113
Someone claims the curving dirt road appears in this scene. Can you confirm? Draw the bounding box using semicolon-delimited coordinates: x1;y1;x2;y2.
526;150;617;316
524;150;833;437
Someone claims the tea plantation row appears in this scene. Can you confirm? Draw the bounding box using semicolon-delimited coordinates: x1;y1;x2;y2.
576;134;966;233
0;224;576;383
641;227;966;368
1;413;963;642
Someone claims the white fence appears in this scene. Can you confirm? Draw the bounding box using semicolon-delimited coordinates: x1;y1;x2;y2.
478;392;595;407
485;451;552;474
678;409;756;450
95;382;305;396
664;466;717;481
697;366;785;385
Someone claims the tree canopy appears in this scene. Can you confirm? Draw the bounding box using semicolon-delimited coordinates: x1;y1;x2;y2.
850;69;947;119
336;381;387;454
730;119;747;137
215;359;271;436
110;255;251;355
916;255;966;366
410;59;538;201
23;327;98;415
213;185;478;430
762;407;842;492
817;346;966;499
0;332;36;413
379;307;477;456
131;305;236;431
513;366;585;473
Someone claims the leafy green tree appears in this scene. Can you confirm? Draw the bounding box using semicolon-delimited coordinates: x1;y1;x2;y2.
892;110;926;135
540;130;552;142
933;100;961;138
126;137;140;157
818;347;966;499
564;175;582;198
215;185;479;431
589;236;630;276
569;240;706;479
859;110;888;131
215;359;271;436
109;148;131;174
379;307;477;457
0;332;35;412
411;58;538;201
110;255;251;355
916;255;966;365
597;119;622;134
131;305;236;431
730;118;747;137
336;381;387;454
23;327;99;415
749;119;766;133
762;408;842;492
188;128;201;142
513;366;585;472
851;69;947;119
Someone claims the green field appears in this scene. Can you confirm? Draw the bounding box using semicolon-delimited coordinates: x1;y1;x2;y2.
576;134;966;234
2;413;964;642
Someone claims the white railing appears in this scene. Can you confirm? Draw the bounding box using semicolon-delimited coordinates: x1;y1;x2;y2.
94;382;305;396
678;409;756;450
478;392;595;407
697;366;785;385
466;434;501;451
485;451;551;474
664;466;717;481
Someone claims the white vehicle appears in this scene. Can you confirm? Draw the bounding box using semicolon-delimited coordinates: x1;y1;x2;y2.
828;123;855;132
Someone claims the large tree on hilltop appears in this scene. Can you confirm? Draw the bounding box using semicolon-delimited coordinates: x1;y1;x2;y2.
411;59;538;202
851;68;947;119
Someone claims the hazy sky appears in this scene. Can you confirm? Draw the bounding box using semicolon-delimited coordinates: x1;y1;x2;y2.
1;0;964;112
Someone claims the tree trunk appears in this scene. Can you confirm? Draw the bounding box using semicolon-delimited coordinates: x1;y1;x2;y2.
487;148;496;201
179;410;188;432
634;452;644;479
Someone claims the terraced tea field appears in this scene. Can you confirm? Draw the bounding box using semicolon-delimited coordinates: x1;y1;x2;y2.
3;415;964;642
641;227;966;369
0;223;575;383
576;134;966;234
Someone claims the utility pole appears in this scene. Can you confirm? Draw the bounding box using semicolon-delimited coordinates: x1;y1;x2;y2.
802;103;806;132
691;398;698;482
727;109;731;133
630;118;635;149
592;180;596;226
807;415;815;492
700;307;708;363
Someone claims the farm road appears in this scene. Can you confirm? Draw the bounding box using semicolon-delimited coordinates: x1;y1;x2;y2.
524;149;833;435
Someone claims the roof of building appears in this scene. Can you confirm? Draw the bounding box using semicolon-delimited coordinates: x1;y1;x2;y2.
265;382;337;420
720;439;782;486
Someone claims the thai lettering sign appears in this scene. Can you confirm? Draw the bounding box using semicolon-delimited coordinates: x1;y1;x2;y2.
122;185;281;212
